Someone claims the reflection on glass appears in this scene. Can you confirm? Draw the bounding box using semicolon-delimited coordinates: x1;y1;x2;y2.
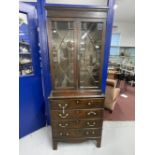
79;22;103;88
50;21;75;88
19;13;33;76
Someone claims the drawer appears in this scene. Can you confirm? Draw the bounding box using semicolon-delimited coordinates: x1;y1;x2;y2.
51;109;103;120
50;98;104;110
53;128;102;139
52;119;103;129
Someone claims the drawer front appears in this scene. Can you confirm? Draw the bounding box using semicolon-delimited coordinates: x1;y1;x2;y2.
53;128;102;138
52;119;103;129
50;98;104;110
51;109;103;120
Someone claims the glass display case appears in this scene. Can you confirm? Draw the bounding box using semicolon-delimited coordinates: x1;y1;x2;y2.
19;13;33;76
48;20;105;89
46;6;109;150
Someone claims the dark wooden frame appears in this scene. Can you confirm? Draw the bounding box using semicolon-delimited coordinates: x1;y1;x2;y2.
46;6;109;150
46;7;107;91
45;6;108;19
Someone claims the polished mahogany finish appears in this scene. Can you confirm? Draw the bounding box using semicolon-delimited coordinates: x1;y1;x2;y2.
46;6;107;150
49;96;104;150
50;98;104;110
51;119;103;129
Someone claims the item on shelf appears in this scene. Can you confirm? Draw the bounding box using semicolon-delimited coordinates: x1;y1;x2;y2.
21;69;32;75
21;47;29;53
19;58;31;64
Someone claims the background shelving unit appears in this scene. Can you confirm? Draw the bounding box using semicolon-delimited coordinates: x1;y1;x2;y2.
109;46;135;74
19;41;33;75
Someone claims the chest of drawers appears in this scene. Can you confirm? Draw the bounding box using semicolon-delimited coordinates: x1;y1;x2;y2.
49;96;105;150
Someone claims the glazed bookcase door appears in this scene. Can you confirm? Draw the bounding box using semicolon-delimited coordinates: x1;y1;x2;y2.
48;19;105;90
78;21;104;89
48;20;76;89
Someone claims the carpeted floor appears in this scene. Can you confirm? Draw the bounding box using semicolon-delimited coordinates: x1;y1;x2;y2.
104;85;135;121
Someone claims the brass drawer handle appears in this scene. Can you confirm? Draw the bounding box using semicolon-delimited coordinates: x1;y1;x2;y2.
87;121;96;127
86;131;95;135
87;111;97;116
76;100;79;104
59;132;63;136
58;113;69;119
58;123;68;128
88;102;91;106
59;132;69;136
58;103;68;109
88;100;93;106
86;131;89;135
66;132;69;136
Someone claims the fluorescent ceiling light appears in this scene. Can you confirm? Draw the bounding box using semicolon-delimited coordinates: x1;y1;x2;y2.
53;30;57;33
113;4;118;10
95;45;100;49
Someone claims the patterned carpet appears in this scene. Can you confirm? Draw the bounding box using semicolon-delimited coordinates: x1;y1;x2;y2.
104;85;135;121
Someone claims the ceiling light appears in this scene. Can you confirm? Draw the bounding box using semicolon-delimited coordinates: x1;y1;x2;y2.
113;4;118;10
95;45;100;49
53;30;57;33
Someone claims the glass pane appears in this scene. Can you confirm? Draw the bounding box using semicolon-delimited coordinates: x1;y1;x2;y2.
50;21;75;88
110;47;120;56
19;13;33;76
110;33;120;46
79;22;104;88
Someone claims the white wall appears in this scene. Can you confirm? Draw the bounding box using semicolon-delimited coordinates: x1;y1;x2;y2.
45;0;108;5
20;0;108;4
19;0;135;47
19;0;37;2
113;22;135;47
